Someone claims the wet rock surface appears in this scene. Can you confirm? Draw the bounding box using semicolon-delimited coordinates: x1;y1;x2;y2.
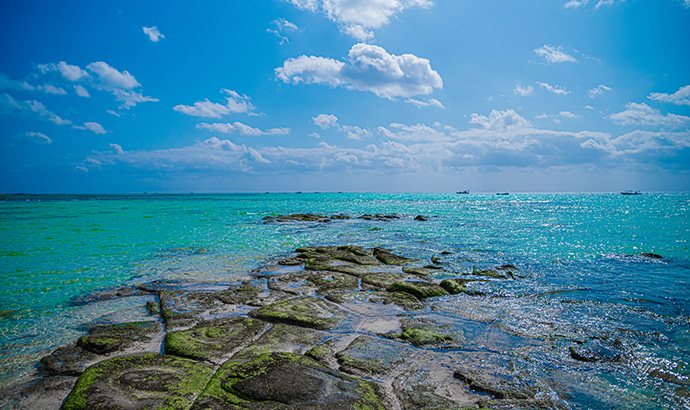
9;245;573;409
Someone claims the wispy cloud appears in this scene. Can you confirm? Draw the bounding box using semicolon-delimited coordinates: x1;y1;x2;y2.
196;122;290;136
514;85;534;97
537;81;571;95
0;92;71;125
276;43;442;100
73;122;107;134
142;26;165;42
588;84;611;98
174;89;255;118
534;45;577;63
268;18;300;45
648;85;690;106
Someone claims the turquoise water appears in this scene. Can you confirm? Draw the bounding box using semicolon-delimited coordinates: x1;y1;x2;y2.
1;193;689;408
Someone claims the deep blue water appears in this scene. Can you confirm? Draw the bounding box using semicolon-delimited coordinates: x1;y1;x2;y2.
1;193;688;408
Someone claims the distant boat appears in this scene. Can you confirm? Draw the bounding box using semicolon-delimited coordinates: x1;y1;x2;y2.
621;190;641;195
496;192;509;196
456;190;470;194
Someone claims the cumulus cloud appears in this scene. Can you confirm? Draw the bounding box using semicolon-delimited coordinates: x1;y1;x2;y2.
559;111;580;119
276;43;442;100
608;102;690;128
74;85;90;97
73;121;107;134
142;26;165;42
196;122;290;136
313;113;339;129
37;61;91;82
649;85;690;106
534;45;577;63
537;81;571;95
174;89;255;118
283;0;432;41
514;85;534;97
86;62;140;90
469;109;531;130
564;0;589;8
588;84;611;98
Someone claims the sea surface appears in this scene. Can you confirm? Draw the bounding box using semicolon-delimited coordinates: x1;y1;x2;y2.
1;193;689;409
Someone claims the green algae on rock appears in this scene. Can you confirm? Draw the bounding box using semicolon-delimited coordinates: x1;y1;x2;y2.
234;323;325;358
77;321;161;355
164;317;268;364
387;281;449;299
248;296;348;330
373;247;417;265
336;335;411;378
61;353;214;410
191;352;389;410
390;317;464;348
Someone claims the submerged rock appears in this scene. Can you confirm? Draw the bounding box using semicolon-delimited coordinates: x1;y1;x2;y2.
373;247;417;265
263;214;331;223
77;321;161;355
568;340;623;363
191;352;389;410
336;335;411;378
61;353;215;410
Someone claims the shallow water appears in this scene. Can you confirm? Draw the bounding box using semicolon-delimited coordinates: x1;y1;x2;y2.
1;193;689;408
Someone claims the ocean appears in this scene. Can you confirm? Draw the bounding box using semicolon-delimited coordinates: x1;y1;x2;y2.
1;193;688;408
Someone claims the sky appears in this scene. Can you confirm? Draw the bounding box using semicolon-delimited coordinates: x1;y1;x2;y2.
0;0;689;193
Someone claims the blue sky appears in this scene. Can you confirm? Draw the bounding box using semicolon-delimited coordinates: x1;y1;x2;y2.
1;0;689;193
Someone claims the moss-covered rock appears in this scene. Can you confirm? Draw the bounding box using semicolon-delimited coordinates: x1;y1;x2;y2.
388;317;464;348
61;353;214;410
362;272;414;289
268;270;360;297
248;296;348;330
164;317;268;364
440;279;468;295
191;352;388;409
373;247;417;265
77;321;161;355
387;281;449;299
235;323;325;359
402;266;438;276
40;346;98;376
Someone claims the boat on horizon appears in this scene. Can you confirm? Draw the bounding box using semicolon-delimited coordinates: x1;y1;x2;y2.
621;190;642;195
496;192;509;196
456;190;470;194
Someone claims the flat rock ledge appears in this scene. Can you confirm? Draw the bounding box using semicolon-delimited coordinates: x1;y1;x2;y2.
4;245;550;410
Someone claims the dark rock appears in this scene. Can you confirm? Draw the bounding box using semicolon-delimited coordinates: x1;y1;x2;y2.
263;214;331;223
388;281;449;299
440;279;468;295
414;215;429;221
191;352;388;409
61;353;214;410
235;323;325;359
164;317;268;364
641;252;663;259
248;296;348;330
389;317;463;348
145;301;160;315
431;256;443;264
268;270;359;297
69;286;148;305
330;214;352;220
77;321;162;355
40;345;98;376
424;264;444;270
569;340;622;363
359;213;400;221
648;368;690;386
402;266;437;276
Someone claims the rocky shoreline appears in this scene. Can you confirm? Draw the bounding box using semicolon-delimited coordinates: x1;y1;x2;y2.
0;235;544;410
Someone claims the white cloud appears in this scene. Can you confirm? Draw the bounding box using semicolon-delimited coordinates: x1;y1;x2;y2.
559;111;580;119
74;85;90;97
469;109;531;130
276;43;442;99
196;122;291;136
173;89;255;118
106;110;121;117
595;0;614;8
313;113;339;129
112;89;159;110
37;61;91;82
284;0;432;41
86;62;140;90
142;26;165;42
38;84;67;95
514;85;534;96
268;18;300;44
537;81;571;95
0;93;72;125
0;73;35;91
534;45;577;63
21;131;52;144
73;121;107;134
405;98;445;108
608;102;690;128
649;85;690;106
564;0;589;8
588;84;611;98
341;125;372;140
378;122;451;142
